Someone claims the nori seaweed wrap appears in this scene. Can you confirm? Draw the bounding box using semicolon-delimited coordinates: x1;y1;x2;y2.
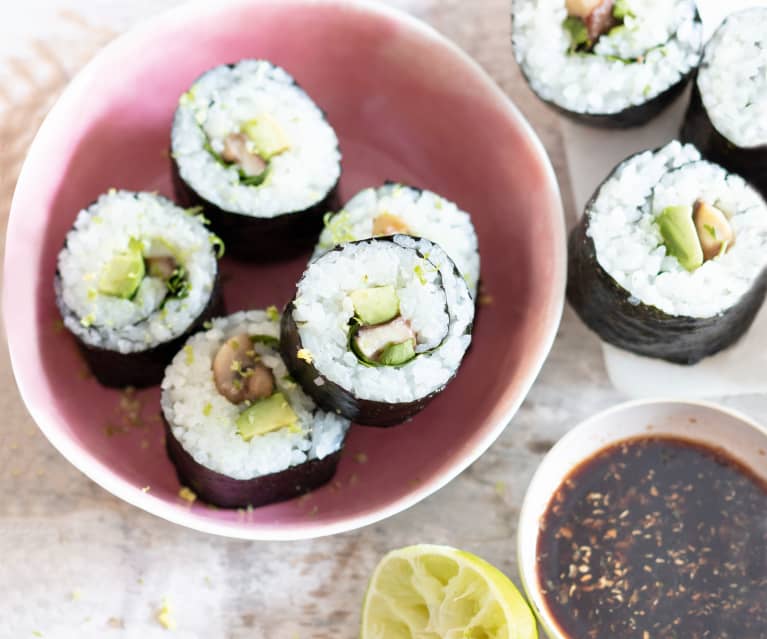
281;235;474;427
170;60;341;261
164;423;342;509
567;142;767;365
55;190;224;388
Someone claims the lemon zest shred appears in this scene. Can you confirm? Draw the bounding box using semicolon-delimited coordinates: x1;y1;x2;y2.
178;487;197;504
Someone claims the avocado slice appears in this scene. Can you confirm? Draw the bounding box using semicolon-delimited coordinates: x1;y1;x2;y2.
235;392;298;442
350;285;400;326
242;114;290;160
379;339;416;366
98;237;145;298
657;205;704;272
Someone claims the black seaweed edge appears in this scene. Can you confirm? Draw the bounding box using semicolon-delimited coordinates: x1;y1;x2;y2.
164;417;343;509
566;147;767;365
510;5;703;129
170;60;342;262
281;235;473;427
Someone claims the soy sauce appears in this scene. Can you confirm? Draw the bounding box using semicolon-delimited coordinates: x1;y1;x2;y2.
537;436;767;638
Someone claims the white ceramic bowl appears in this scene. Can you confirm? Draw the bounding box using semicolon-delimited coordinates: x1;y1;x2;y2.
517;399;767;638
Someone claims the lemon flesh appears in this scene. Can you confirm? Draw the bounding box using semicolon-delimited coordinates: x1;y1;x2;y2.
361;545;537;639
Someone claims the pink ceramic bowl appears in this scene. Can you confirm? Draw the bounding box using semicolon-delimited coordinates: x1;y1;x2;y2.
4;0;565;539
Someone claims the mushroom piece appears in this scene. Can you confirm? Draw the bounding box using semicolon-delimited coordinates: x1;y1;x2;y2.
221;132;267;177
243;364;275;402
145;255;177;281
372;212;411;237
566;0;616;42
353;317;416;362
693;200;735;261
212;333;275;404
583;0;616;42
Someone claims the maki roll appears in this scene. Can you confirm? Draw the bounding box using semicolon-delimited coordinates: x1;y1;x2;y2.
681;8;767;195
315;183;480;297
512;0;702;128
281;235;474;427
161;310;350;509
568;141;767;365
55;190;223;388
171;60;341;261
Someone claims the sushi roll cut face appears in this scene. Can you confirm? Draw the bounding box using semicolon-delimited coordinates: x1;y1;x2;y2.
315;184;481;297
161;310;350;508
171;60;341;260
696;8;767;151
512;0;702;126
282;236;474;426
55;190;222;387
568;141;767;364
681;7;767;195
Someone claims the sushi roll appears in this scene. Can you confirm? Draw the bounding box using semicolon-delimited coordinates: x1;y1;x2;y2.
55;190;224;388
568;141;767;365
161;310;350;509
512;0;703;128
315;183;480;297
171;60;341;261
281;235;474;427
681;8;767;195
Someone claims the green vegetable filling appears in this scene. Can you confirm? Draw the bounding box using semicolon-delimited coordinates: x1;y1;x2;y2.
348;283;417;368
612;0;635;20
656;205;704;272
166;266;190;300
95;233;204;313
97;237;145;299
563;0;646;60
321;210;356;247
204;136;269;186
235;392;299;442
563;16;591;52
201;113;290;188
379;339;416;366
350;286;400;326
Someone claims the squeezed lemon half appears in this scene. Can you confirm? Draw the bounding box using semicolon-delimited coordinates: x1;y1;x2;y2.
361;545;537;639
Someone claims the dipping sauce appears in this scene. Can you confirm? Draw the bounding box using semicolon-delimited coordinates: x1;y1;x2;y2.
537;436;767;638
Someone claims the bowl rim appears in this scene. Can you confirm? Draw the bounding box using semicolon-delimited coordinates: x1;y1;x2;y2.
3;0;566;540
516;398;767;638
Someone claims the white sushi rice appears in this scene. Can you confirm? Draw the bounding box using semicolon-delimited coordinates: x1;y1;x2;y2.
161;310;350;480
171;60;341;217
313;184;481;297
697;7;767;148
57;190;218;352
587;141;767;318
293;236;474;403
512;0;702;115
